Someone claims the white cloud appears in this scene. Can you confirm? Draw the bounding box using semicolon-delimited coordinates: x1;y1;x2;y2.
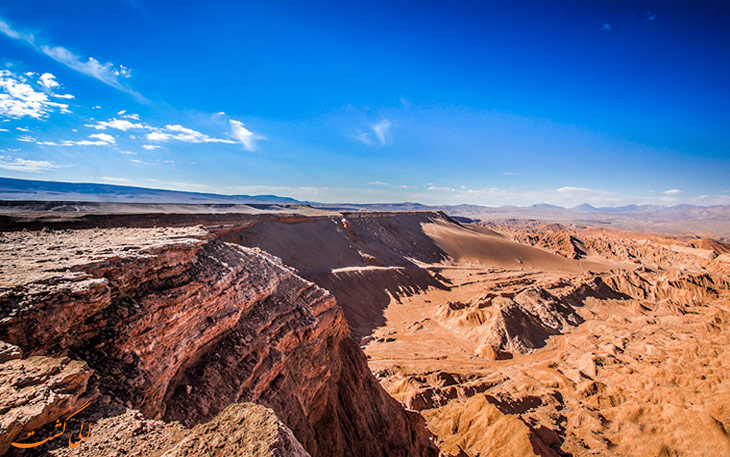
229;120;264;151
557;186;593;193
99;176;131;183
0;18;140;98
165;124;234;143
89;132;115;143
86;118;148;131
38;72;60;89
145;131;170;141
17;135;35;142
118;150;136;155
0;128;8;132
142;144;160;150
503;172;517;176
37;137;111;146
16;127;30;132
663;189;683;195
75;140;109;145
428;186;457;192
87;115;261;149
115;110;139;120
371;119;392;146
0;70;70;118
0;154;61;172
369;181;390;186
40;47;138;95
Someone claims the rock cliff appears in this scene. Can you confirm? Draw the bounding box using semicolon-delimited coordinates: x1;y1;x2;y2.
0;226;437;457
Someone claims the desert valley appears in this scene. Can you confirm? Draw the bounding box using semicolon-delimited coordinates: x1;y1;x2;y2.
1;2;728;456
1;199;729;456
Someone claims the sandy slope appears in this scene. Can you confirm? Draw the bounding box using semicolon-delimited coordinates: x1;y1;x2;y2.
422;218;623;273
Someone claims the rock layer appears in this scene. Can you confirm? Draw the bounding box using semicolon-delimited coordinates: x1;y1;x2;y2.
0;226;437;457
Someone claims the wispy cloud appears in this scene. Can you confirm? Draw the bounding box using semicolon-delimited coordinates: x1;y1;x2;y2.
352;119;394;146
0;18;141;99
602;23;612;31
146;124;236;144
663;189;682;195
351;131;373;146
503;172;517;176
371;119;392;146
85;115;263;149
0;154;62;172
142;144;160;150
37;132;115;147
369;181;390;186
0;70;70;118
229;120;265;151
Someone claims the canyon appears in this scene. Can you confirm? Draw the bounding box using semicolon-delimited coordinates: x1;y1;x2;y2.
1;208;729;456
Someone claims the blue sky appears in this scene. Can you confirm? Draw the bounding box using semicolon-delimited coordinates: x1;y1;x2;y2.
0;0;728;206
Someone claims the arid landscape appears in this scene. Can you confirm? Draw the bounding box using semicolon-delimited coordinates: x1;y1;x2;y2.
1;204;729;456
1;1;729;454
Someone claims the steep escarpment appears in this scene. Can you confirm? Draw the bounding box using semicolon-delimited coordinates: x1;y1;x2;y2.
220;211;609;341
0;227;437;457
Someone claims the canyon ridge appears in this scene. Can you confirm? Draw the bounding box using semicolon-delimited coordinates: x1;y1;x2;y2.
1;205;729;457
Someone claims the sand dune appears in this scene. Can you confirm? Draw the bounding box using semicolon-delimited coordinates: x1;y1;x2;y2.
423;218;620;273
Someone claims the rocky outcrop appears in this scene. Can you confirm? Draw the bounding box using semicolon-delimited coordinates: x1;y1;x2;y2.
0;345;96;455
432;286;584;355
17;400;310;457
0;227;437;457
160;403;311;457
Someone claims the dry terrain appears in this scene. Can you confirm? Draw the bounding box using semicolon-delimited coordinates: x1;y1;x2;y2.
1;209;729;456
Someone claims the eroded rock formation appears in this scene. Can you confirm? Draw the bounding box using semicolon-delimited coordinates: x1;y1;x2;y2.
0;225;437;457
3;210;730;457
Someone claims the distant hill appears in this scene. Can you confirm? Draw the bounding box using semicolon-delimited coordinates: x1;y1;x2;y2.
1;176;728;237
0;177;300;204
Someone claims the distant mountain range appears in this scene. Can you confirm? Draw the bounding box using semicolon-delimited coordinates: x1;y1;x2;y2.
2;177;729;237
0;177;299;204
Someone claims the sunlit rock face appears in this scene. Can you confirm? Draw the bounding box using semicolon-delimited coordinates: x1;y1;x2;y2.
0;226;437;457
